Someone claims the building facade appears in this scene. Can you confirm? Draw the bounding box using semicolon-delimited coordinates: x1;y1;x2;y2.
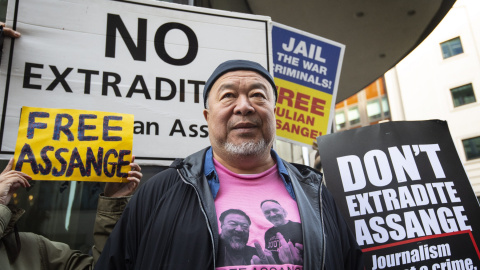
385;0;480;195
334;77;391;132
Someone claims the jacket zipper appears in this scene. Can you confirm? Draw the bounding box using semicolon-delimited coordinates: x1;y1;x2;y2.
177;169;216;269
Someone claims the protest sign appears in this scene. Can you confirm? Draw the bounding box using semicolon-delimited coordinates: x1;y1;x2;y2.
0;0;271;165
13;106;134;182
272;22;345;146
318;120;480;270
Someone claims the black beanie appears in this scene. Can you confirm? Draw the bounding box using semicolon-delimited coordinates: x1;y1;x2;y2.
203;60;277;108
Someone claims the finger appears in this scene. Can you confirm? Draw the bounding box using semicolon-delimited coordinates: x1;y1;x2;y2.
277;232;289;247
295;243;303;251
126;176;141;183
9;182;22;193
278;240;295;263
278;246;292;264
253;241;267;261
14;171;32;181
125;181;137;192
251;255;261;265
288;241;297;254
2;27;21;38
126;177;140;186
289;242;303;264
130;163;141;172
127;171;142;181
265;251;276;264
131;155;135;163
4;171;32;183
15;174;31;188
4;176;29;188
2;157;14;174
14;174;30;187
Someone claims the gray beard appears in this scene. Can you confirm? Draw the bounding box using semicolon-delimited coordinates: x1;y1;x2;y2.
224;139;268;156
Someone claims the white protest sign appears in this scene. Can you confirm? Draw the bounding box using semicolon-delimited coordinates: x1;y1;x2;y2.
0;0;272;165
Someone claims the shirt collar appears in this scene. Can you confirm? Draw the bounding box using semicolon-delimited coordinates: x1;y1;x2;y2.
204;147;296;200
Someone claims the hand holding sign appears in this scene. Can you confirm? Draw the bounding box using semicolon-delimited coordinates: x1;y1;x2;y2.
0;22;21;38
0;158;31;205
104;155;142;197
277;232;303;265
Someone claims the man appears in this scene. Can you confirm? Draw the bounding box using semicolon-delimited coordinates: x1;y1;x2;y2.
217;209;257;266
96;59;364;269
261;199;303;264
0;156;142;269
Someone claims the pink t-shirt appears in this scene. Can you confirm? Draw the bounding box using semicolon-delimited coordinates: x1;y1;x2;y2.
214;159;303;270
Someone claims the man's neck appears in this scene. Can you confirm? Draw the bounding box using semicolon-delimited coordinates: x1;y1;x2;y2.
212;149;276;174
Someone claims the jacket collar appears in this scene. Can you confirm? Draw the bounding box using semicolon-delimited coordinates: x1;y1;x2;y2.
176;146;324;269
203;147;296;200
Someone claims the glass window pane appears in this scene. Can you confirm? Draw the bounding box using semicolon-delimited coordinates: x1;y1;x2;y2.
335;111;346;130
451;84;476;107
348;106;360;126
382;96;390;117
463;136;480;160
440;37;464;59
367;99;381;122
441;45;452;59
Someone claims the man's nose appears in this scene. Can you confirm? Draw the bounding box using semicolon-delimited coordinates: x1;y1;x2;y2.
233;95;254;115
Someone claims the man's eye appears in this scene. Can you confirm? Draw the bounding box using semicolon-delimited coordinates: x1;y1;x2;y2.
252;93;266;98
222;93;234;99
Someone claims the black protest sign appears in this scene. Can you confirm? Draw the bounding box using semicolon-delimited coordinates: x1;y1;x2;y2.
318;120;480;270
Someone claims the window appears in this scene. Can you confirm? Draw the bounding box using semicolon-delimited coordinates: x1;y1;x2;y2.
348;106;360;126
381;96;390;118
366;99;382;122
463;136;480;160
441;37;464;59
451;84;476;107
6;164;165;253
335;111;346;130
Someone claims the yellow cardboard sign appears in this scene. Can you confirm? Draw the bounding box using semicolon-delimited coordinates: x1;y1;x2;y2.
275;78;333;146
13;107;134;182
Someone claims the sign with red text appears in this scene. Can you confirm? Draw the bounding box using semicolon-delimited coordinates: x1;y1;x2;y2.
13;107;134;182
273;22;345;146
318;120;480;270
0;0;271;165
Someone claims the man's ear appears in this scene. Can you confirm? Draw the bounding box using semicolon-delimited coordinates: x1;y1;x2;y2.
203;109;209;121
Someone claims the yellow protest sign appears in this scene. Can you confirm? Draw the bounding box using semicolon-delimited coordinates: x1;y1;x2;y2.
13;107;134;182
272;23;345;146
275;78;332;145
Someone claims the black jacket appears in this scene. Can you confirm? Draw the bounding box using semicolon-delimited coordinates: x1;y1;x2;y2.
96;147;364;269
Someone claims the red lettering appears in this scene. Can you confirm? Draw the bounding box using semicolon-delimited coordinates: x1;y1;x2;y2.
301;127;309;137
292;123;300;135
311;97;326;116
276;119;282;129
277;87;294;106
294;92;309;112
